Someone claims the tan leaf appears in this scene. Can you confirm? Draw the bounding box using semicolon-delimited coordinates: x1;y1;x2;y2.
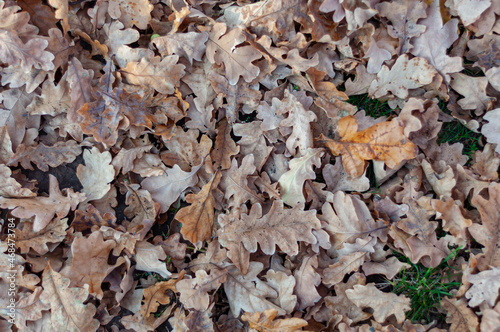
432;197;472;245
279;90;317;156
60;230;117;298
134;240;171;279
278;148;323;207
466;267;500;307
0;287;49;330
124;183;157;228
71;204;118;232
323;252;367;287
369;54;437;99
233;121;273;172
320;191;387;249
321;115;418;178
40;265;99;332
362;256;410;280
8;140;81;172
176;268;228;311
0;31;54;72
206;23;262;85
66;58;93;122
26;78;71;116
76;147;114;202
108;0;153;29
0;164;36;198
141;163;202;213
224;261;284;316
141;273;184;318
219;154;262;212
0;88;36;150
177;171;222;244
264;270;297;314
185;309;214;332
153;32;209;64
218;200;321;257
469;183;500;271
0;174;85;231
375;0;427;53
345;283;411;324
241;308;308;332
322;157;370;193
122;56;185;94
410;0;463;81
293;254;322;310
441;298;479;332
451;73;493;115
324;273;371;323
211;118;240;170
471;143;500;181
16;218;67;255
112;144;152;175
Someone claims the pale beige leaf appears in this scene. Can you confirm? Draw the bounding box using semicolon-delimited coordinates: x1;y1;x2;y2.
224;262;284;316
323;252;367;287
176;268;228;311
264;270;297;314
0;164;35;198
141;163;201;213
369;54;437;99
40;265;99;332
451;73;493;115
278;148;323;207
0;175;85;231
153;32;209;64
108;0;153;29
134;240;171;279
441;298;479;332
481;109;500;154
293;254;322;310
77;147;114;202
346;283;410;324
466;267;500;307
16;218;67;255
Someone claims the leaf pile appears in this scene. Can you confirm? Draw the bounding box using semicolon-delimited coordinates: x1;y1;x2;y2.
1;0;500;331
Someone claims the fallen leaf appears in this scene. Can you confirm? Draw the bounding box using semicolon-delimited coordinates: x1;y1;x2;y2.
241;308;308;332
76;147;114;202
321;115;418;178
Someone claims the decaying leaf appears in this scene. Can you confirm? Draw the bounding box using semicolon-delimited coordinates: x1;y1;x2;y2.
241;308;308;332
321;115;418;178
77;147;114;202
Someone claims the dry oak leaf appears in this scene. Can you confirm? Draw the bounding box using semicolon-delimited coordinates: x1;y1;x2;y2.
177;171;222;244
0;31;54;72
211;118;240;170
76;147;114;202
153;31;209;64
264;270;297;314
40;265;99;332
446;0;491;26
466;267;500;307
375;0;427;54
293;253;322;310
60;230;118;299
141;162;202;213
141;273;185;318
122;55;185;95
241;309;308;332
112;144;152;175
26;78;71;116
16;217;67;255
410;0;462;82
108;0;153;30
8;140;81;172
134;240;171;279
482;109;500;154
0;164;36;198
218;200;321;257
233;121;273;172
279;90;318;156
368;54;437;99
206;22;262;85
441;297;479;332
224;261;285;316
0;286;49;330
323;251;367;287
0;174;85;232
66;58;93;122
362;256;410;280
176;267;228;311
451;73;494;115
345;283;411;324
278;148;323;207
432;197;472;246
320;191;387;249
124;183;157;228
219;154;262;212
321;115;418;178
325;273;371;324
469;182;500;271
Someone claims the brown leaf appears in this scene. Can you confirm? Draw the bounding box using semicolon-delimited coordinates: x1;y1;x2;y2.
177;171;222;244
141;272;184;318
451;73;494;115
176;268;228;311
211;118;240;170
153;32;209;64
16;217;67;255
293;254;322;310
0;174;85;231
441;298;479;332
321;115;418;178
40;264;100;332
8;140;81;172
206;22;262;85
0;164;36;198
241;308;308;332
346;283;411;324
134;240;171;279
369;54;437;99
